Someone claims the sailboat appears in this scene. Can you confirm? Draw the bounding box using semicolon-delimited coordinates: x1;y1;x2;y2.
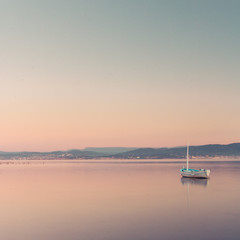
180;144;210;179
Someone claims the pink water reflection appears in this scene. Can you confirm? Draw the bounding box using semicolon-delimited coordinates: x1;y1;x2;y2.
0;160;239;240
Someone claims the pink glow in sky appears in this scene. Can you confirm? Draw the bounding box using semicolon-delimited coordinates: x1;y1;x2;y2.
0;1;239;151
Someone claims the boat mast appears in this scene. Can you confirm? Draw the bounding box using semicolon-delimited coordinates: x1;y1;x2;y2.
187;143;189;170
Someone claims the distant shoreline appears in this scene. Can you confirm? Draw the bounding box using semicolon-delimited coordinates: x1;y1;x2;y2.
1;157;240;162
1;143;240;160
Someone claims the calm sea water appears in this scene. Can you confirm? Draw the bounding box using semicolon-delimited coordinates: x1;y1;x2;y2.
0;160;240;240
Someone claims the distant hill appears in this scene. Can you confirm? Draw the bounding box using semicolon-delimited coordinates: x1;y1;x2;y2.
0;143;240;160
0;149;105;160
111;143;240;159
83;147;137;155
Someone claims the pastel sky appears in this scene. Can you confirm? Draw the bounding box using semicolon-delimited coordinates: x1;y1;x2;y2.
1;0;239;151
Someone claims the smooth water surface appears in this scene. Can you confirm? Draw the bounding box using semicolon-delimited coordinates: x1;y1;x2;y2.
0;160;240;240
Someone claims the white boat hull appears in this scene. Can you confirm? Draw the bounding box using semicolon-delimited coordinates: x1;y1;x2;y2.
181;169;210;179
180;145;210;179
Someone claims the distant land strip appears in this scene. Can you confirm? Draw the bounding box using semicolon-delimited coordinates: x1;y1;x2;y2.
0;143;240;160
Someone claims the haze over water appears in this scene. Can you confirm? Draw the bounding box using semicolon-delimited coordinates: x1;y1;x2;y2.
1;160;239;240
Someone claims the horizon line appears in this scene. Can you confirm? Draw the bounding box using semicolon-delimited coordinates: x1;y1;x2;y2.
0;142;239;153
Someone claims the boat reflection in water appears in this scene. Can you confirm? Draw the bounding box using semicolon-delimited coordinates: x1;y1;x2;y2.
181;177;209;187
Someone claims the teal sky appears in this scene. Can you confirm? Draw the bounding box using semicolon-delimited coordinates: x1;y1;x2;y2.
1;0;239;151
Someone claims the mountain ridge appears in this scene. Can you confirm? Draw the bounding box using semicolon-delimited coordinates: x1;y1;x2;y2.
111;143;240;159
0;143;240;160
